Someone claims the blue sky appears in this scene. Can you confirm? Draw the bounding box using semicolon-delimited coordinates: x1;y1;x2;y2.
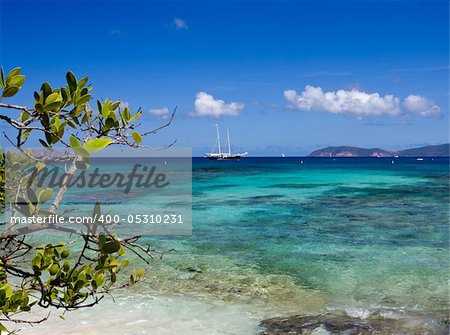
1;0;448;156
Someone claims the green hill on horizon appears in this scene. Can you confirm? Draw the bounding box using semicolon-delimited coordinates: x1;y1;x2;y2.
309;144;449;157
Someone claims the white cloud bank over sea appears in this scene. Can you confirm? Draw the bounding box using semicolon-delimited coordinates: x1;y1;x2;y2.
284;86;441;118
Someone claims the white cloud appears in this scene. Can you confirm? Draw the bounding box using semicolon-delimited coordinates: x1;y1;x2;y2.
284;85;441;118
149;107;170;119
173;17;188;30
192;92;244;117
403;95;441;117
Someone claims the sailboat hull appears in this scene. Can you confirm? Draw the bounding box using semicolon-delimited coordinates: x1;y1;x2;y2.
205;154;242;160
205;124;247;160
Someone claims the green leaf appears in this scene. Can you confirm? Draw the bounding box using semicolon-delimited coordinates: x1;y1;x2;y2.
20;305;31;312
69;135;80;148
136;269;145;278
49;264;59;275
108;110;117;121
98;234;107;248
101;104;110;119
44;101;63;112
21;128;31;142
38;189;53;203
45;91;59;104
124;107;131;121
2;86;19;98
70;105;84;117
0;67;5;87
103;117;115;131
61;250;69;259
61;87;70;102
26;187;38;205
36;162;46;171
66;71;77;91
77;76;88;88
73;147;90;158
101;241;121;254
110;101;121;110
117;247;126;256
132;131;142;143
41;82;52;99
39;139;49;148
21;111;29;122
82;138;112;154
6;67;21;81
35;103;44;114
44;132;53;145
2;284;13;298
128;111;142;123
52;115;61;129
52;131;61;144
8;74;25;87
77;94;91;105
93;273;105;288
66;119;77;128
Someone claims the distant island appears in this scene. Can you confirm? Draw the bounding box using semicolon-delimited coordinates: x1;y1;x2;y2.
309;143;449;157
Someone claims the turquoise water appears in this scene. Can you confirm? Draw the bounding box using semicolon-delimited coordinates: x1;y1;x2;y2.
15;157;449;333
141;157;449;318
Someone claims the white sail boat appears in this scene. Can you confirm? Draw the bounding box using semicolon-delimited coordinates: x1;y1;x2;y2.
205;124;248;160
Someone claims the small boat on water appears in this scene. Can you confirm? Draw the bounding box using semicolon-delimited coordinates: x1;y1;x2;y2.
416;158;424;161
205;124;248;160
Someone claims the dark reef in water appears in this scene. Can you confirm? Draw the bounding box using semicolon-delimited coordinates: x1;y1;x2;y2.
259;313;449;335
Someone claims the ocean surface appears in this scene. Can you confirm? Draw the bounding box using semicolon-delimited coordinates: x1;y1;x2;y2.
19;157;449;334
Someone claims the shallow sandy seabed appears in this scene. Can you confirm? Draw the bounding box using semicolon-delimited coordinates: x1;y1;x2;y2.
14;292;271;335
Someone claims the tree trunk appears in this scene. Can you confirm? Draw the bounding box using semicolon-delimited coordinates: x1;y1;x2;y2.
49;158;78;214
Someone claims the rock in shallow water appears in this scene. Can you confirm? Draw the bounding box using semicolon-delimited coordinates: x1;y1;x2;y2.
258;313;448;335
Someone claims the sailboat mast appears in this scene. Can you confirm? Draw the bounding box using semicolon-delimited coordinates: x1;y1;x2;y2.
215;124;222;155
227;129;231;155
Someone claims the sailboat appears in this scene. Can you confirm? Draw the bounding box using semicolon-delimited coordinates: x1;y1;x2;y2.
205;124;248;160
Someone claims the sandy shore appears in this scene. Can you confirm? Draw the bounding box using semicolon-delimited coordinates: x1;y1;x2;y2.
14;292;270;335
